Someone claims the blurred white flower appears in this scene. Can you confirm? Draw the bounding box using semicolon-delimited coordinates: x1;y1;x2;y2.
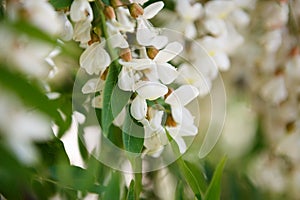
260;75;287;106
23;0;62;35
0;90;51;165
176;0;203;39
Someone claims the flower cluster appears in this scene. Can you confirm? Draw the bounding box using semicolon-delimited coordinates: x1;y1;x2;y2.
75;0;202;156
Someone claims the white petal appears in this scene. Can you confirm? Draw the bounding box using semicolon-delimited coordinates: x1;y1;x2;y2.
91;95;103;108
150;110;164;130
165;85;199;106
82;78;103;94
150;35;168;49
167;127;187;154
120;59;154;70
79;42;111;75
154;42;183;63
135;81;168;100
136;20;155;45
185;22;197;39
143;2;164;19
118;68;135;91
109;32;129;48
156;63;178;84
131;96;147;120
70;0;93;22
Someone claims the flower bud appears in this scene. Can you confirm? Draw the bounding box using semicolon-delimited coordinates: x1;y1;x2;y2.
120;48;132;61
104;6;116;20
146;46;159;59
128;3;144;18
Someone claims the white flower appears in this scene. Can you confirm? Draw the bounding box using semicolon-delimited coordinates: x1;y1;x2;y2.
260;75;288;105
176;63;213;97
106;22;129;49
0;91;51;165
118;58;154;91
23;0;62;35
143;110;168;157
114;7;135;33
148;42;182;84
70;0;93;22
79;41;111;75
73;20;92;46
198;36;230;71
136;2;168;48
130;81;168;121
204;0;236;19
165;85;199;153
176;0;203;38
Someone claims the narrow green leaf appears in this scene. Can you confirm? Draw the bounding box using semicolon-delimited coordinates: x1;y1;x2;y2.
49;0;73;9
204;157;227;200
101;67;131;136
175;181;184;200
122;106;144;153
103;171;121;200
126;180;135;200
167;130;206;199
102;0;111;5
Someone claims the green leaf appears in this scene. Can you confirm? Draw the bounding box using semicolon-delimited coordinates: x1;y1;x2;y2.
204;157;227;200
102;0;111;5
49;0;73;9
126;180;135;200
122;106;144;154
103;171;121;200
49;165;105;194
167;130;206;199
101;69;131;137
175;181;184;200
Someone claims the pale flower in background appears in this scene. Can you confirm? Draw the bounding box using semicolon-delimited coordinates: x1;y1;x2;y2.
175;0;203;39
0;91;51;165
260;75;287;106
